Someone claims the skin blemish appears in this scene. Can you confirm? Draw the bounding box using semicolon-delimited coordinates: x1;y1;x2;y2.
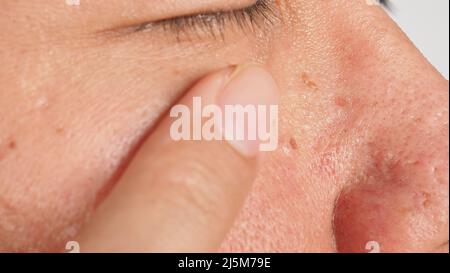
55;126;65;135
0;139;17;161
335;96;348;107
8;140;16;150
416;191;432;210
289;137;299;150
300;73;318;91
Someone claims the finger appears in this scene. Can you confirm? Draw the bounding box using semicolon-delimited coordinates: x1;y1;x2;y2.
75;65;279;252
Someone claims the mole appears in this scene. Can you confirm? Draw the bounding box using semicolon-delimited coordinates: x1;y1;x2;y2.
300;73;318;91
55;126;65;135
289;137;299;150
8;140;16;150
0;139;17;161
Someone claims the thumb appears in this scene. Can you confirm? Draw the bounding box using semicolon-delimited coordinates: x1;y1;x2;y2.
76;65;279;252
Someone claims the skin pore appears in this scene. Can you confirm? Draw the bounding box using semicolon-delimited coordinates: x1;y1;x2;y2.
0;0;448;252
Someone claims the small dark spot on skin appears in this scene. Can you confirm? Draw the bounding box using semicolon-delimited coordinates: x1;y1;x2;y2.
420;192;432;209
55;127;65;135
8;141;16;150
173;69;183;76
0;139;17;161
289;137;299;150
335;96;347;107
300;73;318;91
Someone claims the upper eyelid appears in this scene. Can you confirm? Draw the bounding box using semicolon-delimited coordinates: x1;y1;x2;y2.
123;0;278;40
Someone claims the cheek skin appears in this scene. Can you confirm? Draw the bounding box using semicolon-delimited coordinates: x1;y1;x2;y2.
0;9;275;251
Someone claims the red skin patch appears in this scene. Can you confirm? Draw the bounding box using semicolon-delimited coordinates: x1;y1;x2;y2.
334;96;347;107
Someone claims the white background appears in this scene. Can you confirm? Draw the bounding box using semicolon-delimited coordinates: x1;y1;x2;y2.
388;0;449;79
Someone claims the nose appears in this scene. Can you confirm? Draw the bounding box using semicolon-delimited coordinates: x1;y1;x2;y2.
333;80;449;252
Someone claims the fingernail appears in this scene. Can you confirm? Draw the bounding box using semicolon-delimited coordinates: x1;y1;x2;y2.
218;65;279;157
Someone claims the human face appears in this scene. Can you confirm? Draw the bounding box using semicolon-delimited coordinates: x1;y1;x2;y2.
0;0;448;252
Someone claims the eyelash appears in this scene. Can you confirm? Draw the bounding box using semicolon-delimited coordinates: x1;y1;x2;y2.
133;0;277;40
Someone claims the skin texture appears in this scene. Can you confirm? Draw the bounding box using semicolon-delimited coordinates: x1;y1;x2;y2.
0;0;448;252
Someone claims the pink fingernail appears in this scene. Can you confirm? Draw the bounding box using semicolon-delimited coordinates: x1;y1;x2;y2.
219;65;279;157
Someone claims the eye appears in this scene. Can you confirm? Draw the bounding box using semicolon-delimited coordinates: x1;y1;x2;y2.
119;0;277;41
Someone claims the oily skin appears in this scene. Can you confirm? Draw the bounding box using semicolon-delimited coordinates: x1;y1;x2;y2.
0;0;448;252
